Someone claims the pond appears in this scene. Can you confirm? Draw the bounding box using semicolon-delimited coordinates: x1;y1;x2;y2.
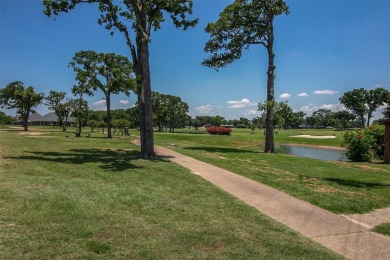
276;144;348;162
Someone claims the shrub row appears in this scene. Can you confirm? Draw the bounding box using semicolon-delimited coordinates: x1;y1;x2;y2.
206;126;232;135
342;125;384;162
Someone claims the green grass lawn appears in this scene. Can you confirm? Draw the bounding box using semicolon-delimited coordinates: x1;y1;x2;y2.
154;129;390;214
372;223;390;236
0;127;342;259
172;127;344;148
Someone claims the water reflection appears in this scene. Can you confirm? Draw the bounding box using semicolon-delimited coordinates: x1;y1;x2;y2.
276;144;348;162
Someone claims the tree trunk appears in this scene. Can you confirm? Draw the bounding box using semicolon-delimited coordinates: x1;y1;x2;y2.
106;96;112;138
366;112;372;127
264;29;276;153
360;115;365;128
76;116;82;137
23;111;29;131
136;38;155;159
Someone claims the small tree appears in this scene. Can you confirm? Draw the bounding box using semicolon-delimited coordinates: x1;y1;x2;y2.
70;51;135;138
87;120;99;132
68;98;89;137
45;91;73;131
0;111;13;126
334;111;356;130
275;101;293;129
0;81;44;131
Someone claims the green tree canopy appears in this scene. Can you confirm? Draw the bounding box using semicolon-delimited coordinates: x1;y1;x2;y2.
312;109;335;128
340;88;390;127
275;101;293;129
151;91;189;133
365;88;390;126
0;81;44;131
0;111;13;125
69;50;136;138
204;0;289;153
334;111;356;130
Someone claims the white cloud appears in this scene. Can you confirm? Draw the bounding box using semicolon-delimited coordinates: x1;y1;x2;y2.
227;98;256;108
313;89;338;95
280;93;291;99
227;98;250;104
92;100;106;106
298;92;309;97
195;104;214;115
247;110;261;116
90;99;106;111
229;104;246;108
119;100;129;105
299;103;346;115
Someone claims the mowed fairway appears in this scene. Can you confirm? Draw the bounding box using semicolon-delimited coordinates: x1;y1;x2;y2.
0;128;342;259
155;128;390;214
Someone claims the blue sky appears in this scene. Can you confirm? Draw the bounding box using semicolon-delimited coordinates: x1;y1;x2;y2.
1;0;389;120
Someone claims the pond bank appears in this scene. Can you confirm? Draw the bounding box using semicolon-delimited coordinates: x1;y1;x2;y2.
275;143;348;162
276;142;346;151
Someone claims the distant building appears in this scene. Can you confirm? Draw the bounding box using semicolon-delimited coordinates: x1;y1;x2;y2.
14;112;74;126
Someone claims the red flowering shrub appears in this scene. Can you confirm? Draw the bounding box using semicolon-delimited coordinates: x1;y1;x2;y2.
342;125;385;162
206;126;232;135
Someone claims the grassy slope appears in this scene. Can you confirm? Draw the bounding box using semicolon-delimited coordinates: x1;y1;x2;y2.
173;127;344;147
0;128;341;259
154;129;390;214
372;223;390;236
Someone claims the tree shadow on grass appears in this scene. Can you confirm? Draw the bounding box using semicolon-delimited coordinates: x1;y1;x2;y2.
324;178;390;188
6;149;167;172
183;146;259;154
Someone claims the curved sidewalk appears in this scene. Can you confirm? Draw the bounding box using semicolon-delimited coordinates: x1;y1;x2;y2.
135;141;390;259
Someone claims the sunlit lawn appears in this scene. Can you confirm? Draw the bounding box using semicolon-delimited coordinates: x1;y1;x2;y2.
173;127;344;147
0;127;341;259
154;128;390;214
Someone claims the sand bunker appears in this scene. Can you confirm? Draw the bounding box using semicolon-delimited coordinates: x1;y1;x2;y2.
19;132;44;136
290;135;336;139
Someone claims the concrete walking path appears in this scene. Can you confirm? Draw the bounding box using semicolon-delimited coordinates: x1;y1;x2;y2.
134;141;390;259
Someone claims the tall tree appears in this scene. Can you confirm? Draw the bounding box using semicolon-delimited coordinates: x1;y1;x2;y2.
69;51;135;138
45;90;72;131
44;0;198;159
203;0;289;153
0;81;44;131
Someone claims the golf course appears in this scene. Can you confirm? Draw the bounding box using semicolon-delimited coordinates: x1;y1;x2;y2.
1;126;389;258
